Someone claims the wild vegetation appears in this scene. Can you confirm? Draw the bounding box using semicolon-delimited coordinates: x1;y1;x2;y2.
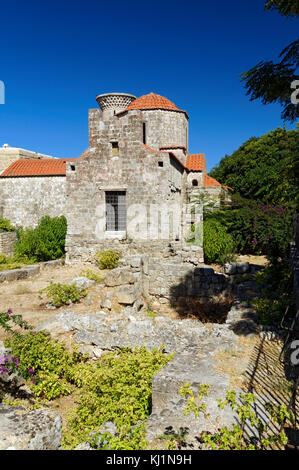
0;313;294;450
0;312;174;449
94;250;120;270
14;215;67;263
38;282;88;308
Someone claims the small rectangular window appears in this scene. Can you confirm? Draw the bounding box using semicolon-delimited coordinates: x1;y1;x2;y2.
111;142;119;156
158;161;164;167
143;123;146;145
106;191;126;231
70;165;76;171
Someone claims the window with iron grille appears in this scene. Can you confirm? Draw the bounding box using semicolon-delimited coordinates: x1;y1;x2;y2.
105;191;126;231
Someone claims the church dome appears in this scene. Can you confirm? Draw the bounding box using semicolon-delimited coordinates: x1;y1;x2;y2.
125;92;180;112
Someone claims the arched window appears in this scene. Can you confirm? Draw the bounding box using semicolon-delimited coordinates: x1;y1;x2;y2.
192;179;198;187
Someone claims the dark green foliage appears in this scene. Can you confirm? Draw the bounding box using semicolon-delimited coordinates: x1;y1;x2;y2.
206;197;294;259
14;215;67;262
241;2;298;122
209;127;299;208
203;219;235;264
251;259;295;325
265;0;299;16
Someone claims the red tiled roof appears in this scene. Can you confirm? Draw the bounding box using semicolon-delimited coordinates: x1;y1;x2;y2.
127;93;178;111
125;93;189;118
203;174;221;187
0;158;75;177
185;154;206;172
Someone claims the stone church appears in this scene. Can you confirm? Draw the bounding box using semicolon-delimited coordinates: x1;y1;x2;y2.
0;92;230;262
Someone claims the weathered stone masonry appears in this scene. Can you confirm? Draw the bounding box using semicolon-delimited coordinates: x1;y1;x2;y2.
0;92;231;261
0;176;66;228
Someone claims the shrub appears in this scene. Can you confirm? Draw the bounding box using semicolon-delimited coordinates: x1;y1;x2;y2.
63;346;174;449
208;198;294;259
39;282;88;307
250;259;295;326
0;254;22;271
203;219;235;264
4;331;83;400
0;218;15;232
14;215;67;262
4;320;174;450
94;250;120;270
80;269;103;283
0;309;33;338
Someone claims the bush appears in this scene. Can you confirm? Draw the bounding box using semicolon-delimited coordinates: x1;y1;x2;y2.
203;219;235;264
4;331;83;400
39;282;88;307
250;259;295;326
94;250;120;270
0;254;22;271
63;346;174;449
0;218;15;232
14;215;67;263
80;269;103;283
4;320;174;450
208;197;294;260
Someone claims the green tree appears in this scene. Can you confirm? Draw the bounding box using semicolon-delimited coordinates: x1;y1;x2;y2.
241;1;298;122
265;0;299;16
209;126;299;208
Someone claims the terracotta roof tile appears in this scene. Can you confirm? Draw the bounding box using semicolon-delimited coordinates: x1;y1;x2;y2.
125;93;189;118
203;174;222;187
0;158;75;177
185;154;206;172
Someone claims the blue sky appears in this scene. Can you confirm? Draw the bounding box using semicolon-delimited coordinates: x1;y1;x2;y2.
0;0;298;171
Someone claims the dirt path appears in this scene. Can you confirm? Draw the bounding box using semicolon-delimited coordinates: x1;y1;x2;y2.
0;262;109;341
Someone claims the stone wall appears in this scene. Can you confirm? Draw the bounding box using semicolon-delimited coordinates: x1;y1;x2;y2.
140;109;188;153
100;254;230;314
143;257;230;303
0;176;66;227
65;107;194;261
0;232;17;257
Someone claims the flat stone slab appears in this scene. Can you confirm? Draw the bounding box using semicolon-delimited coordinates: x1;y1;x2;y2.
147;348;239;446
0;404;62;450
0;259;63;283
36;309;237;354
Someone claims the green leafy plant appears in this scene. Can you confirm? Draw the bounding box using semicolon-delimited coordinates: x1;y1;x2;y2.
94;250;120;270
4;331;84;399
180;383;294;450
39;282;88;307
250;259;295;325
0;254;24;271
203;219;235;264
63;346;175;449
14;215;67;263
80;269;103;283
209;127;299;208
0;310;33;338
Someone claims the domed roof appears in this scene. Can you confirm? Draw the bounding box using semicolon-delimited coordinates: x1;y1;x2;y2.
126;92;179;112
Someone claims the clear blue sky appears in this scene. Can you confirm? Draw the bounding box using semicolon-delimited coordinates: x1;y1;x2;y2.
0;0;298;171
